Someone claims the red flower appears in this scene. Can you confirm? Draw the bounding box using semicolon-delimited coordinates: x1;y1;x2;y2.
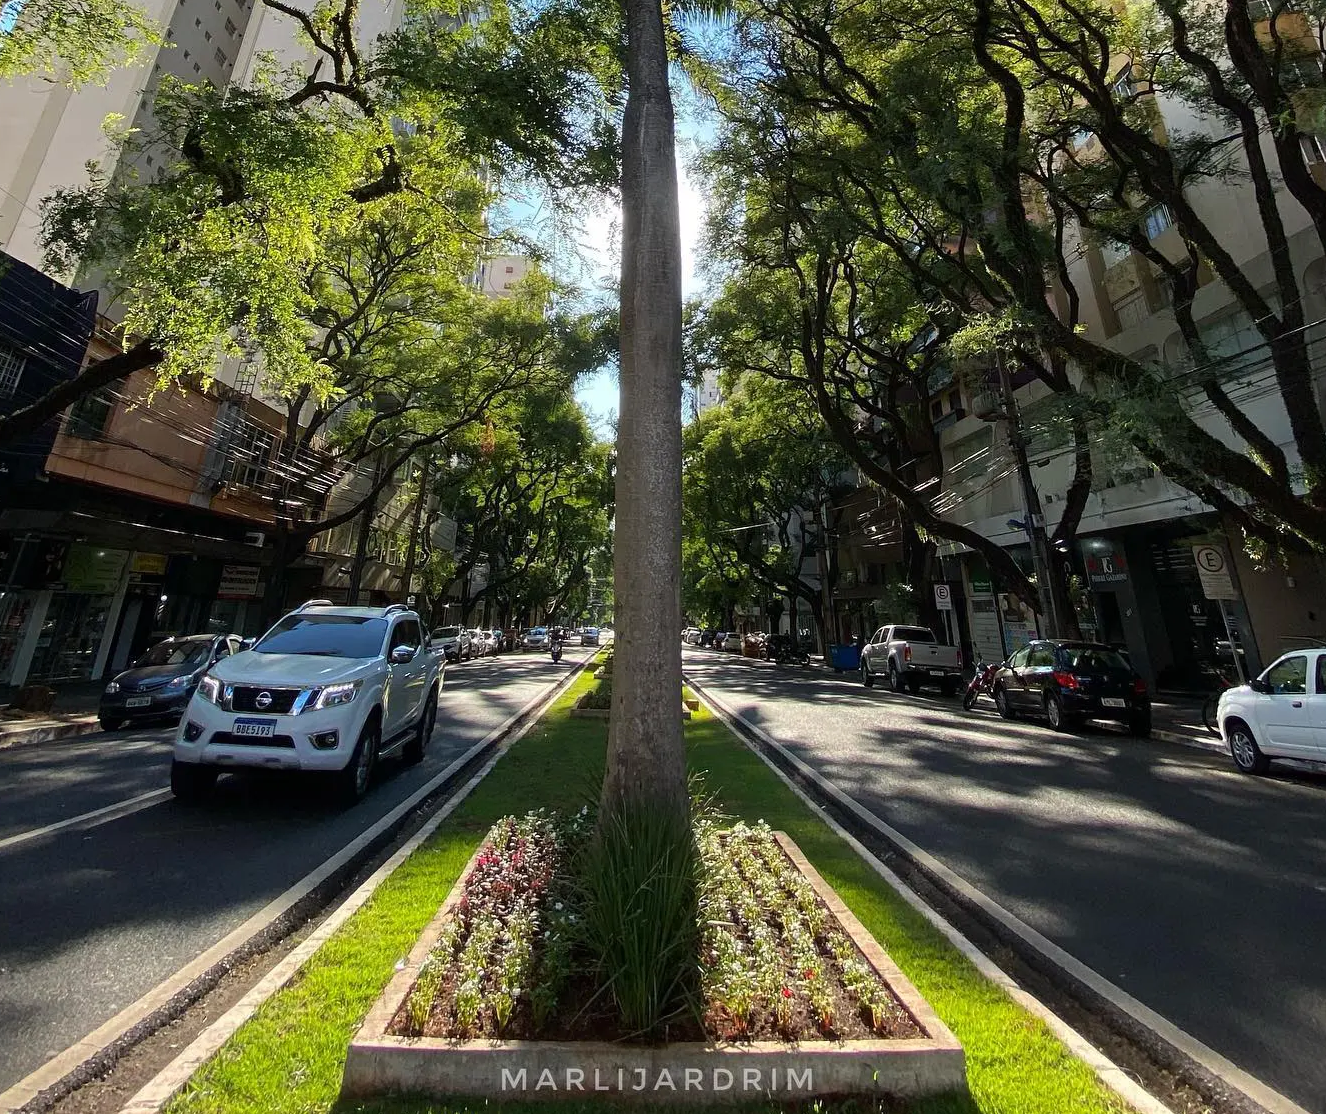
781;987;793;999
803;967;816;980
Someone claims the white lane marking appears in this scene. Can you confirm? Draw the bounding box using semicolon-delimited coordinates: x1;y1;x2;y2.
0;788;172;853
686;672;1313;1114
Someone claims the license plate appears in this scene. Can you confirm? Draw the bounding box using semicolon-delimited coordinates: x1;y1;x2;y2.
125;696;151;708
1101;697;1126;708
233;718;276;738
929;669;947;677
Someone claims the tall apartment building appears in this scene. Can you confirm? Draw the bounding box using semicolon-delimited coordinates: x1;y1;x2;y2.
0;0;256;274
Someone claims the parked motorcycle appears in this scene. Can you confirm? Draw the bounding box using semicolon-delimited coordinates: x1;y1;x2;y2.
962;660;1001;710
765;633;810;666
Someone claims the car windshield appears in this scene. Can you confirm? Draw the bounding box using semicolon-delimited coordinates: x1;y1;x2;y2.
893;626;936;643
134;639;211;668
529;627;547;635
585;627;598;635
255;615;388;658
1060;646;1131;672
435;626;461;638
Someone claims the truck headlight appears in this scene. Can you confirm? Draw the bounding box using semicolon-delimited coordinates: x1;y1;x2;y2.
198;675;222;705
313;681;360;710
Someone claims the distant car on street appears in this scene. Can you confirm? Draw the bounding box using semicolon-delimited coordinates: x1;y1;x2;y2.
991;640;1150;736
1217;647;1326;774
522;626;551;650
581;626;600;646
101;633;242;730
468;628;489;657
861;624;963;695
683;628;703;645
431;625;472;663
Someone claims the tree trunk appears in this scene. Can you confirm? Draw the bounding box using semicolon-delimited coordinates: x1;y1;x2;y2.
600;0;687;822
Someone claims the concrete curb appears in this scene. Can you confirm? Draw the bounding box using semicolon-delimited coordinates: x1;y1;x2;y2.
0;715;101;751
685;673;1310;1114
114;652;594;1114
0;653;594;1114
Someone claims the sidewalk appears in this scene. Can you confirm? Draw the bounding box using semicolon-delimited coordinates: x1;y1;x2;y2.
0;680;105;751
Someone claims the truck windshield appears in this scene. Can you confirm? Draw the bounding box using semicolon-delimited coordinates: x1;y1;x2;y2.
434;627;462;639
255;615;388;658
893;626;936;643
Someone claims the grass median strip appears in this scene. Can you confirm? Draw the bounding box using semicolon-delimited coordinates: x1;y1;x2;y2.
165;661;1130;1114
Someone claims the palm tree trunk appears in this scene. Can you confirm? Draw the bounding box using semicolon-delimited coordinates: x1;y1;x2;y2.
600;0;687;824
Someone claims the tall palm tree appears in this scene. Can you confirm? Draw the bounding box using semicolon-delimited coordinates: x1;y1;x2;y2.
600;0;688;822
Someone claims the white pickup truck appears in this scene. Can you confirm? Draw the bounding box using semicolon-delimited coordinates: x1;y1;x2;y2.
171;601;444;805
860;624;963;696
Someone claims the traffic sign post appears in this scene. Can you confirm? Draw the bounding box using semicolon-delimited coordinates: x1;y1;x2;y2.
934;583;953;611
1192;545;1245;683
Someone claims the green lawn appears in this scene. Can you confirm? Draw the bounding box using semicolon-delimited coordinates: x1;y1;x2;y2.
165;662;1130;1114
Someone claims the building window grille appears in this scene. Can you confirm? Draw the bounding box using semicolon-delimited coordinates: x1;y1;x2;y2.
228;418;277;490
0;342;26;397
1142;203;1174;239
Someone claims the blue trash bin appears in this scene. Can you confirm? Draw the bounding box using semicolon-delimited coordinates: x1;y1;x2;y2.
829;644;861;672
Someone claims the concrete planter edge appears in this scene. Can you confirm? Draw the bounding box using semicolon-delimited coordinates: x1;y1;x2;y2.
342;832;965;1104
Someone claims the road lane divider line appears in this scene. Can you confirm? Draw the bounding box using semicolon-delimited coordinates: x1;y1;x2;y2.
0;650;594;1114
0;789;172;853
685;672;1310;1114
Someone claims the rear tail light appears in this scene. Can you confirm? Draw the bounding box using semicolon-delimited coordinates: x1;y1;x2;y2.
1053;671;1079;690
904;645;912;663
1133;677;1147;695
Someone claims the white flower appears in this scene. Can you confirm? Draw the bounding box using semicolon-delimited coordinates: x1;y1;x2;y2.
554;901;564;911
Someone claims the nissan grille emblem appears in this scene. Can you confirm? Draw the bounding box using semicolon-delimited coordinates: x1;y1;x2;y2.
255;691;273;710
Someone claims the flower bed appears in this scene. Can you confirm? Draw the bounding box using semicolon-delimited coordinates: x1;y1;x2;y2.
346;816;963;1103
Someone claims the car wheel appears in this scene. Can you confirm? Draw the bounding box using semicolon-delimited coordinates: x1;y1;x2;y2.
1129;709;1152;738
1046;693;1072;732
99;715;126;732
170;760;217;803
888;663;902;692
995;685;1017;720
1227;718;1270;775
862;659;874;688
403;688;437;765
335;716;380;806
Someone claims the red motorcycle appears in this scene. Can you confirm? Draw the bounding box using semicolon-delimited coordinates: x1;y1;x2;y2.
962;660;1001;711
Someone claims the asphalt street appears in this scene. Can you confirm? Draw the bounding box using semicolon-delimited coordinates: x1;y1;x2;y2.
0;648;589;1094
683;647;1326;1112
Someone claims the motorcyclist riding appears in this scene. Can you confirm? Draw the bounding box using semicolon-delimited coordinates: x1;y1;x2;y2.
549;627;563;663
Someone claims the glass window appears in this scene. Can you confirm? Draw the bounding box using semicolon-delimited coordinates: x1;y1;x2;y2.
1059;646;1132;671
66;385;119;439
0;341;26;397
892;626;936;643
1028;645;1057;667
215;640;231;658
872;627;888;644
1281;55;1322;90
255;615;388;658
393;620;421;652
1264;655;1307;694
1315;654;1326;694
135;638;212;667
1142;204;1174;239
433;626;461;638
1111;66;1135;99
1008;648;1031;669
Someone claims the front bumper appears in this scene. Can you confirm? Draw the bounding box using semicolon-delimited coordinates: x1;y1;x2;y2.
173;697;362;772
101;689;192;719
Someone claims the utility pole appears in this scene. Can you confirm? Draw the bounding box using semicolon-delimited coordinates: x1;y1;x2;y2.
995;353;1062;638
399;453;432;604
816;500;836;659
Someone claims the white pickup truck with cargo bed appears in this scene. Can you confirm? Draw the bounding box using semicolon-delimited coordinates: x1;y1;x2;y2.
171;601;444;805
860;624;963;696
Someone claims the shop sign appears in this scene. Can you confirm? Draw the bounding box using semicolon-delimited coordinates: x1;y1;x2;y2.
1085;547;1129;586
128;551;168;585
999;592;1039;653
1193;544;1237;600
969;576;993;597
60;544;129;594
218;564;261;599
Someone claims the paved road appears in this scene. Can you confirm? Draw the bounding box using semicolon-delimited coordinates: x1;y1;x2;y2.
0;649;589;1094
684;647;1326;1112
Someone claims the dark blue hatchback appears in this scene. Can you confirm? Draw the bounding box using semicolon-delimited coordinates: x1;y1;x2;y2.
992;640;1151;736
99;634;241;730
